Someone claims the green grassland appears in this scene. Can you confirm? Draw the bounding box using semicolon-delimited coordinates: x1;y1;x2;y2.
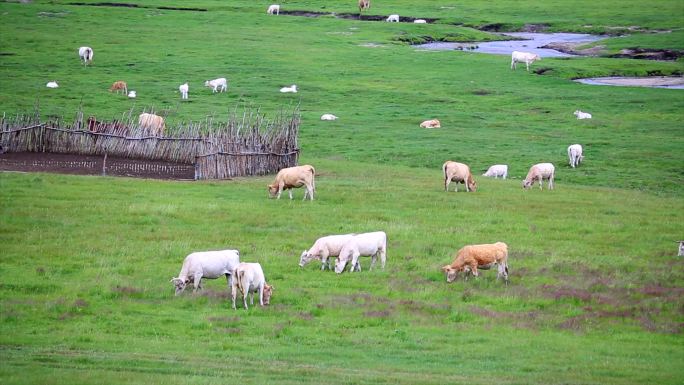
1;1;684;384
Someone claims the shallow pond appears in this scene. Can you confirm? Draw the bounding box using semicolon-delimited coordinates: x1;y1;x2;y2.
574;77;684;89
416;32;604;57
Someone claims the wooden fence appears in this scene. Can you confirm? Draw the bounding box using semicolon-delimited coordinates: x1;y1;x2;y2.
0;109;300;179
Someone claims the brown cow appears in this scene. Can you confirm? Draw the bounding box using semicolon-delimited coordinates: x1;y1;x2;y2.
358;0;370;12
441;242;509;283
267;165;316;200
109;81;128;95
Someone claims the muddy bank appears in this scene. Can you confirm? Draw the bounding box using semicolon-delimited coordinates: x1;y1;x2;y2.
543;42;684;60
280;10;437;23
68;2;207;12
574;76;684;89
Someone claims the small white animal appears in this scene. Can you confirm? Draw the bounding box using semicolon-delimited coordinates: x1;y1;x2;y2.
78;46;93;66
320;114;338;121
204;77;228;93
511;51;541;72
482;165;508;179
128;90;136;98
280;85;297;93
574;110;592;119
386;14;399;22
179;83;189;100
414;19;427;24
567;144;584;168
267;4;280;15
46;81;59;88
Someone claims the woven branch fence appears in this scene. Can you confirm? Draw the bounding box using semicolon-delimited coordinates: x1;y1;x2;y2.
0;108;300;179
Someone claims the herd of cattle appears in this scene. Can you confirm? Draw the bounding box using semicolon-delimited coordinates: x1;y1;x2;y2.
54;5;590;309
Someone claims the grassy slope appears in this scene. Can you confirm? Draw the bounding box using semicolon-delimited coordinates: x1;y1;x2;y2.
1;1;683;384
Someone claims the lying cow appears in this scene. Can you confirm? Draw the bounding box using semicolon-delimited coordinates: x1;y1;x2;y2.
171;249;240;295
334;231;387;274
419;119;441;128
268;164;315;200
441;242;509;284
231;262;273;310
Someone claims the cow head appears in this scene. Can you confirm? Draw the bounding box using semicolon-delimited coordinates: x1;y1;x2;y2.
262;284;273;305
468;179;478;192
171;277;189;296
267;184;278;198
299;250;313;267
441;265;459;283
334;257;347;274
522;179;533;189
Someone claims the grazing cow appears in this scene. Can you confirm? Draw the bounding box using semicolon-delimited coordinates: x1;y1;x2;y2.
574;110;592;119
127;90;136;98
414;19;427;24
231;262;273;310
510;51;541;72
482;164;508;179
386;14;400;22
280;85;298;93
334;231;387;274
78;46;93;66
299;233;357;271
419;119;441;128
268;164;315;200
204;77;228;93
443;161;477;192
358;0;370;12
320;114;338;121
171;249;241;296
109;81;128;95
522;163;555;190
441;242;509;284
567;144;584;168
179;82;189;100
267;4;280;14
138;113;166;137
46;81;59;88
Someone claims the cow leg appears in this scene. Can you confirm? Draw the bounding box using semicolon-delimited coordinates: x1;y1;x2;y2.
445;177;449;192
380;247;386;269
259;285;264;306
549;174;554;190
369;254;377;271
350;251;361;272
193;273;202;293
288;189;293;200
231;284;237;309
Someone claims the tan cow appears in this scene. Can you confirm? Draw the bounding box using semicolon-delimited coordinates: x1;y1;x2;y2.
138;113;166;137
442;161;477;192
268;164;315;200
419;119;441;129
109;81;128;95
358;0;370;12
441;242;509;283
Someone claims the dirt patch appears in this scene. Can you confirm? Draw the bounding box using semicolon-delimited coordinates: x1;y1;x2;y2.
200;289;230;300
216;327;241;334
543;285;593;302
532;67;554;75
611;48;684;61
0;152;195;180
363;310;391;318
280;10;438;23
112;285;143;297
208;316;240;324
541;42;606;56
521;24;550;32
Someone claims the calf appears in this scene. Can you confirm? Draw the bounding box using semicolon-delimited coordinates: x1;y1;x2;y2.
179;82;189;100
482;164;508;179
231;262;273;310
268;164;315;200
441;242;509;284
567;144;584;168
204;77;228;93
334;231;387;274
522;163;555;190
443;161;477;192
109;81;127;95
358;0;370;12
511;51;540;72
171;249;240;295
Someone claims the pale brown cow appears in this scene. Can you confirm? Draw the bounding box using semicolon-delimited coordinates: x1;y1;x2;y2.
441;242;509;284
267;165;315;200
442;161;477;192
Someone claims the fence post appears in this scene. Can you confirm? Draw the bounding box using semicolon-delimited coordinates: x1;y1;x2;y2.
102;152;107;176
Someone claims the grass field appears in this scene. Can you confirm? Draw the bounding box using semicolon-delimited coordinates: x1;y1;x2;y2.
1;1;684;384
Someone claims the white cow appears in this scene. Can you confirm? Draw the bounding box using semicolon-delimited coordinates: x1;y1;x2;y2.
568;144;584;168
78;46;93;67
320;114;338;121
128;90;137;98
299;233;357;271
511;51;541;72
280;85;298;93
46;81;59;88
231;262;273;310
171;250;241;296
574;110;592;119
204;77;227;93
414;19;427;24
267;4;280;15
522;163;555;190
482;164;508;179
334;231;387;274
179;83;189;100
386;14;399;22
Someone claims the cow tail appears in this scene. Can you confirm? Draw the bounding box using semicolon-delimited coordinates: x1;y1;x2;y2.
442;162;448;190
310;165;316;192
237;270;245;294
